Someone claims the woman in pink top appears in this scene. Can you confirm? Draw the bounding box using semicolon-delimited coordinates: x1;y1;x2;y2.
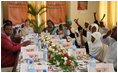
1;22;31;67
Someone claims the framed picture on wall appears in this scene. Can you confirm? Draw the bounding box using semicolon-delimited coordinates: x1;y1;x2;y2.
77;1;88;10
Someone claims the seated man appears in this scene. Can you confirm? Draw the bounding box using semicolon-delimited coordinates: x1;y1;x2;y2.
101;26;117;71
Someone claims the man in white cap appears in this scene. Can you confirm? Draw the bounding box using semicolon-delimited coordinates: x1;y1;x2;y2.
99;21;108;34
84;21;90;31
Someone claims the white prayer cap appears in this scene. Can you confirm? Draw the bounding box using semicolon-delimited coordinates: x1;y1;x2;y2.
85;21;89;24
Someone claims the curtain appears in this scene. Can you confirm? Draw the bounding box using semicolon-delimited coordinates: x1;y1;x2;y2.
98;1;117;29
7;1;28;26
46;1;66;25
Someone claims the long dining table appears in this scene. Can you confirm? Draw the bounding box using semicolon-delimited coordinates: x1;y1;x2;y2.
12;33;115;72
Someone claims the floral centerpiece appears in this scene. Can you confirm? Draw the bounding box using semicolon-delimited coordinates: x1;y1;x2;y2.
40;34;78;72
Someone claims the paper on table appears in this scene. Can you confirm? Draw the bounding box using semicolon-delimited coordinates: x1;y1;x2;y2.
62;41;73;49
49;35;60;39
20;63;48;72
76;48;86;56
41;32;50;35
68;48;86;56
21;45;38;52
22;51;43;59
23;34;35;43
87;63;114;72
96;63;114;72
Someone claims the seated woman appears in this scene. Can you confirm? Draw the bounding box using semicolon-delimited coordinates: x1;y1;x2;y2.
74;18;99;54
1;23;31;67
43;20;58;35
75;26;85;48
64;19;75;38
89;32;104;61
57;24;64;36
1;20;13;37
20;19;34;36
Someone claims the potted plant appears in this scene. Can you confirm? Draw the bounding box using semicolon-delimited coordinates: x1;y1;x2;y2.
28;4;47;34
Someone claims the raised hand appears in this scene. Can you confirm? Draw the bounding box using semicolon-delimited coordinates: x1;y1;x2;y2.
103;30;112;39
106;30;112;36
100;14;106;22
94;12;96;15
74;18;80;27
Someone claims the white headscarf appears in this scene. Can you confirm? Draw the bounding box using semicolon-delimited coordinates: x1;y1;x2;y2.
87;24;99;45
87;23;98;42
91;23;99;32
89;32;104;61
91;32;102;48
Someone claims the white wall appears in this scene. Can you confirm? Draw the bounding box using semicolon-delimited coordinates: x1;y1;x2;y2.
66;1;99;30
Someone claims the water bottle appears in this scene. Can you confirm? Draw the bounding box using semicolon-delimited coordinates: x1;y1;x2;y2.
72;43;77;59
59;34;63;44
43;69;47;72
27;60;35;72
46;30;48;35
34;33;38;45
38;39;42;51
54;32;57;39
28;29;31;35
89;56;96;72
43;45;48;65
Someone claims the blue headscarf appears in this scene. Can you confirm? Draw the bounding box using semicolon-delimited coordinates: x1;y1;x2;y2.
66;19;72;25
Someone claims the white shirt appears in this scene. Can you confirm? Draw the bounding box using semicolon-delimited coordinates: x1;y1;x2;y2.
20;26;34;36
75;30;81;46
64;27;75;36
101;34;117;69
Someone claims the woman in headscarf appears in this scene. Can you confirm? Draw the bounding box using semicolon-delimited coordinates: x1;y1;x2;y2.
1;22;31;67
74;18;99;53
89;32;104;61
43;20;58;35
86;23;99;42
64;19;75;38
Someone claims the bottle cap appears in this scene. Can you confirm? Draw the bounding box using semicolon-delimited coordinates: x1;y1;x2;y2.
29;60;33;64
44;45;47;48
60;36;62;40
73;43;75;45
39;39;41;41
43;69;47;72
91;56;95;58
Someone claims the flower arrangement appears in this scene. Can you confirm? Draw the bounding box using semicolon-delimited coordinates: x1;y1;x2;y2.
40;35;78;72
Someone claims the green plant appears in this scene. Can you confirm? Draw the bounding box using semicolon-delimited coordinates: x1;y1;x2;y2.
28;4;47;34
